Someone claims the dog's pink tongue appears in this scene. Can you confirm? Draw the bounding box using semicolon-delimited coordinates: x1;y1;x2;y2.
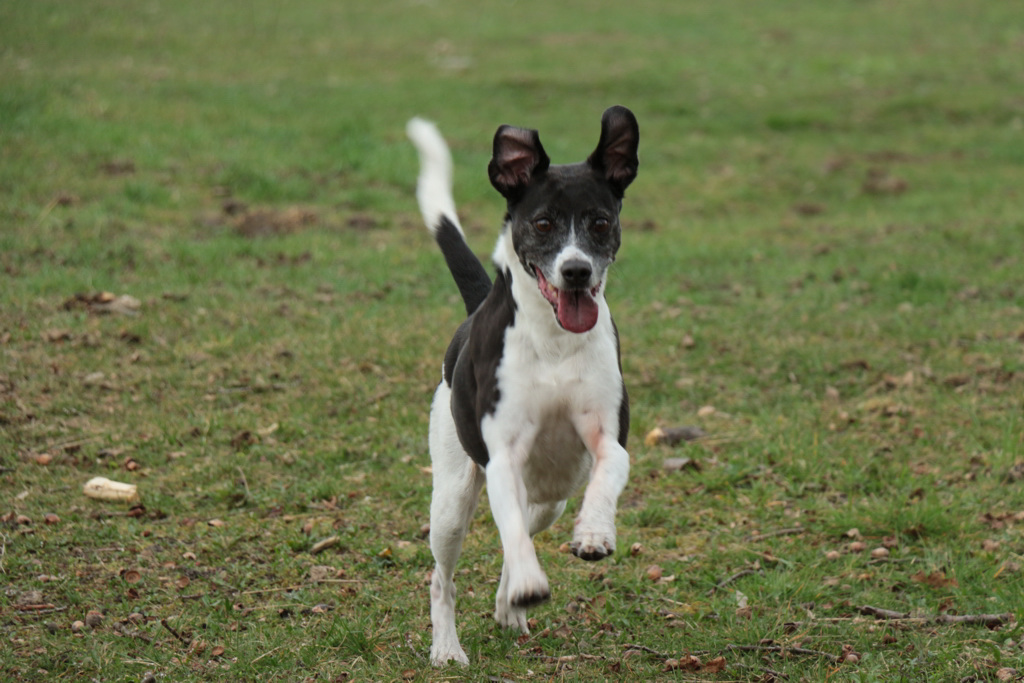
557;289;599;333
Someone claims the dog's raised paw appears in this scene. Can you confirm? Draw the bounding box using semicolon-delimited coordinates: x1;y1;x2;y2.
495;602;530;633
571;543;613;561
510;586;551;608
570;536;615;561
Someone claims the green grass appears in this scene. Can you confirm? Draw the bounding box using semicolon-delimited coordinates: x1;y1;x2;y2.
3;0;1024;680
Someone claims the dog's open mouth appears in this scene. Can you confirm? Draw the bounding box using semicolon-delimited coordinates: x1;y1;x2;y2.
534;267;600;333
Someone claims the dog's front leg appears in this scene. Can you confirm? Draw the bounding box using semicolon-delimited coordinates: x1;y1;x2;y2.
570;416;630;561
482;424;551;614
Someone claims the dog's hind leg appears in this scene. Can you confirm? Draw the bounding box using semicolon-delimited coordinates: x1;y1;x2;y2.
429;458;483;666
428;388;485;666
494;500;566;632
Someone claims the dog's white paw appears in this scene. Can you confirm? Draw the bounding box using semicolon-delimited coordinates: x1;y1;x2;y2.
430;643;469;667
503;564;550;609
495;600;530;633
571;522;616;561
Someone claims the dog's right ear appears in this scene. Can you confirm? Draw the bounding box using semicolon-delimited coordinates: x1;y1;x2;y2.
488;125;551;201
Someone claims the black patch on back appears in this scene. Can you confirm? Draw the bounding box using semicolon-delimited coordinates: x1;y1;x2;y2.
443;269;517;467
434;216;492;315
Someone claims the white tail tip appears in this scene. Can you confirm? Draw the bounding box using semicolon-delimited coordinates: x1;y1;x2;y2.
407;117;462;236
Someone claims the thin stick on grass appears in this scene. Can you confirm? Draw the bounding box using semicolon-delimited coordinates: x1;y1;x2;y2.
857;605;909;620
15;604;59;612
250;645;286;664
745;527;805;543
42;435;102;453
623;643;673;657
514;653;605;663
858;605;1014;627
727;643;839;663
237;579;365;596
934;613;1015;626
160;618;191;646
707;568;762;596
236;466;252;504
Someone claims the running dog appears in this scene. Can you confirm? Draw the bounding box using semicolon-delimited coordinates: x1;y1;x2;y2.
407;106;639;666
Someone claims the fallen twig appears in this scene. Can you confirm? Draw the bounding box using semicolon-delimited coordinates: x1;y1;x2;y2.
237;580;365;596
42;435;102;454
311;536;340;554
623;643;672;658
727;643;839;663
15;603;58;612
858;605;1015;627
934;613;1014;627
114;623;153;643
858;605;909;620
160;618;191;646
251;645;285;664
745;527;805;543
707;568;762;595
515;653;604;664
236;466;251;505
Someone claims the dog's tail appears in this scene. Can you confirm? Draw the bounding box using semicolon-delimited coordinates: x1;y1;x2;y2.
407;117;492;316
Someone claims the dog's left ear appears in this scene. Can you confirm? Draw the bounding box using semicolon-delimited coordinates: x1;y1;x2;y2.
587;105;639;198
489;125;551;201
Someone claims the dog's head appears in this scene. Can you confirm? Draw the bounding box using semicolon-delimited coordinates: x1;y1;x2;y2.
488;106;639;333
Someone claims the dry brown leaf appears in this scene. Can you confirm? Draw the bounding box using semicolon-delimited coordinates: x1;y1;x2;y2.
704;656;727;673
230;431;257;450
312;536;340;554
911;570;958;589
664;655;703;672
43;329;73;343
309;565;337;583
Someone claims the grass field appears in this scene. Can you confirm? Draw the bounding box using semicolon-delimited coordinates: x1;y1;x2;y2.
3;0;1024;680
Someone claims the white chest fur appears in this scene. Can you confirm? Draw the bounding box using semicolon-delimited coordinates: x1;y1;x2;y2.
481;238;624;503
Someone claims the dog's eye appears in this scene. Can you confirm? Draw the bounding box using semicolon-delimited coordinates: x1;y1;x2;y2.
591;217;610;233
534;218;553;233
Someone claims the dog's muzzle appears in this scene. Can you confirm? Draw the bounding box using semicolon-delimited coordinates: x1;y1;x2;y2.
534;263;600;333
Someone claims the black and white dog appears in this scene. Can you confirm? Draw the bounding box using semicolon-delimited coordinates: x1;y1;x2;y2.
407;106;639;666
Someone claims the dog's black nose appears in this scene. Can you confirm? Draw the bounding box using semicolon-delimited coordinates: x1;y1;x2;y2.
560;259;593;288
